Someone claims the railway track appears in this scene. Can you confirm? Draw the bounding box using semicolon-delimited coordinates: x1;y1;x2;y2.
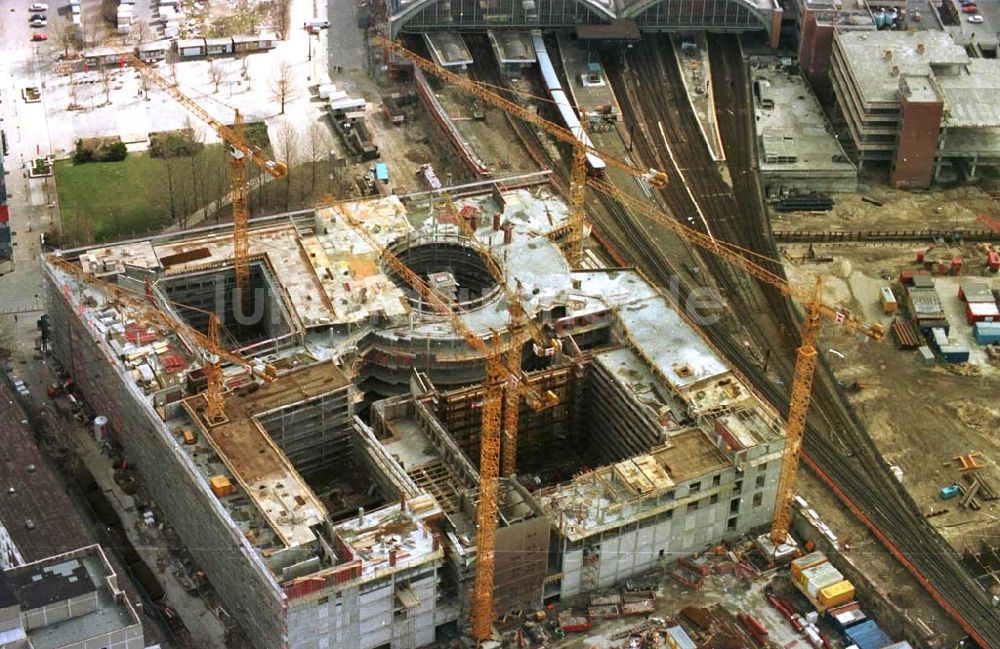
465;32;998;644
606;33;1000;646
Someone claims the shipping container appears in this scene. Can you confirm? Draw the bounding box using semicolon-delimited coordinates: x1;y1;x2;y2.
827;603;867;633
917;345;935;365
959;281;994;303
965;301;999;325
974;322;1000;345
818;580;855;608
939;345;970;363
900;269;929;285
845;620;892;649
879;286;897;314
791;551;828;580
800;562;844;597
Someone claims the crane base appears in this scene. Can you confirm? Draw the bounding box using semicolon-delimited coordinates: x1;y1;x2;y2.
756;532;798;563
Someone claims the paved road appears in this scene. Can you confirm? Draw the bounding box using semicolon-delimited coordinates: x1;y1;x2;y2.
0;2;60;349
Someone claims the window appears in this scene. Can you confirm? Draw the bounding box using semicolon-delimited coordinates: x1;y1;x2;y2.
753;493;763;508
689;481;701;494
689;499;700;512
730;498;740;514
755;474;766;488
710;494;719;505
712;475;721;487
727;516;738;530
666;490;676;501
735;480;743;492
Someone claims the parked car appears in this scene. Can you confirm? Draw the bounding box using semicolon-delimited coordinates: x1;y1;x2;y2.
968;14;985;21
29;2;48;11
31;32;48;40
29;13;46;26
962;4;978;12
304;19;329;29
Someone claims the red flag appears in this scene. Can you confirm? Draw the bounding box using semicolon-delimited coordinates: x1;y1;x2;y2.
119;56;125;68
83;62;88;72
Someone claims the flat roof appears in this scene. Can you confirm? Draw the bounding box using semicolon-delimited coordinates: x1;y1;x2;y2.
334;499;443;580
937;59;1000;128
535;429;732;541
0;380;93;564
4;548;140;649
424;33;473;67
8;558;94;609
556;33;621;118
183;363;346;548
835;31;968;104
754;64;857;177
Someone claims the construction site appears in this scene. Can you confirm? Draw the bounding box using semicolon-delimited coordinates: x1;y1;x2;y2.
43;175;791;646
4;0;1000;644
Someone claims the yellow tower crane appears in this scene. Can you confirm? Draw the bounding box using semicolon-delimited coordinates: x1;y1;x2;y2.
321;197;556;642
374;36;885;624
376;35;886;562
49;256;277;425
124;54;288;293
373;36;668;267
583;177;886;545
437;192;558;476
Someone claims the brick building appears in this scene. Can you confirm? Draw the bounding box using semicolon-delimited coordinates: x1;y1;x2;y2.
830;30;1000;187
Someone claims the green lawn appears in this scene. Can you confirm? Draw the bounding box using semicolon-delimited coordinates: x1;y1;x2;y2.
56;145;227;245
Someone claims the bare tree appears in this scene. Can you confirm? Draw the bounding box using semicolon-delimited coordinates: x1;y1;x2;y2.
207;61;223;93
306;122;331;200
134;19;150;45
138;66;151;100
186;118;206;218
100;64;112;105
240;54;251;90
269;0;292;36
269;60;296;115
52;19;79;59
275;119;299;212
68;71;81;110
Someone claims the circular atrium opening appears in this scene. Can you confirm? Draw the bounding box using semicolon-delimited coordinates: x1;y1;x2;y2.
385;239;502;314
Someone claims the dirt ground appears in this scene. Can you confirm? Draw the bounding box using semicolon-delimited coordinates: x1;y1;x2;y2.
771;185;1000;233
780;240;1000;560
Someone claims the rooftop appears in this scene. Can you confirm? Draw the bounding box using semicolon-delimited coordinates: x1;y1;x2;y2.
424;33;473;67
535;428;731;541
3;546;141;649
753;63;856;177
181;363;348;548
0;379;93;565
488;31;536;64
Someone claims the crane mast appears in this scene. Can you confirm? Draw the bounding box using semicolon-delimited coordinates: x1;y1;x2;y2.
372;36;668;268
49;256;277;427
125;54;287;294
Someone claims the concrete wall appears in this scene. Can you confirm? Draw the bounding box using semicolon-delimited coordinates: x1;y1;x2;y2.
22;591;98;630
494;516;550;613
557;448;780;600
258;385;356;479
891;95;943;189
44;268;287;649
57;623;145;649
285;567;439;649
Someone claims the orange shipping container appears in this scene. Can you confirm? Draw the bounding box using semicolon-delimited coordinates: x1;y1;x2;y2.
818;580;855;609
791;551;827;580
210;475;233;498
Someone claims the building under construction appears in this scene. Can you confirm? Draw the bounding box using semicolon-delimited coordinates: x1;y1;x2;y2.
42;183;784;649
